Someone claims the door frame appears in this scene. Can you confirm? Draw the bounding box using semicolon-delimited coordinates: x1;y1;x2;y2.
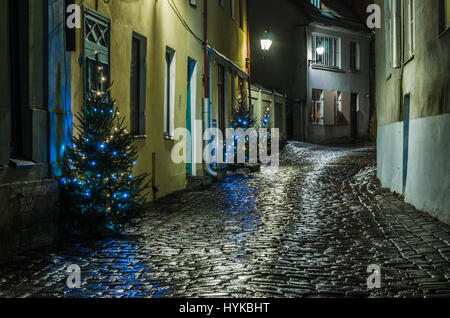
186;58;197;176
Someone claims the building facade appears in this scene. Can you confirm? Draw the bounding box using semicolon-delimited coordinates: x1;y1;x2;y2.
0;0;249;262
375;0;450;224
250;84;287;141
303;21;372;144
249;0;373;143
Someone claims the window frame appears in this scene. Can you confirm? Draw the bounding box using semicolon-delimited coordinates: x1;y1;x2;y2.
83;7;111;97
311;89;324;125
349;41;360;71
164;47;176;139
230;0;235;20
130;32;147;138
311;33;341;69
384;0;392;78
239;0;244;29
439;0;450;35
402;0;415;62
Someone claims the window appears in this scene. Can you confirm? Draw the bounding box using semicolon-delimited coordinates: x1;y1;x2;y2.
239;0;244;29
349;41;360;71
84;8;110;96
439;0;450;33
219;0;224;8
392;0;401;68
311;0;321;8
164;47;176;138
238;76;245;103
8;0;23;156
311;89;323;125
230;0;235;20
447;0;450;29
189;0;196;6
403;0;415;60
384;0;392;77
218;65;225;133
130;32;147;137
312;34;340;68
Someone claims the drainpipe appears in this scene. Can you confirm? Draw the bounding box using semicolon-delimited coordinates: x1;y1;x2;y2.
203;0;217;177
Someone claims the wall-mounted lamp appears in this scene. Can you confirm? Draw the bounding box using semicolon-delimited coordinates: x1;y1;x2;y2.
260;29;273;52
246;29;273;68
308;45;325;66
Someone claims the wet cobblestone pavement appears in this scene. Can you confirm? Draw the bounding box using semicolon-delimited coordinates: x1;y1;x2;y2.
1;142;450;298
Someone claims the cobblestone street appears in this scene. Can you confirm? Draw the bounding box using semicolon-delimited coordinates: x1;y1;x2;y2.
0;142;449;298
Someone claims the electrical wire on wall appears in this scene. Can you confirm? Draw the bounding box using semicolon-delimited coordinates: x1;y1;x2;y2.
168;0;204;44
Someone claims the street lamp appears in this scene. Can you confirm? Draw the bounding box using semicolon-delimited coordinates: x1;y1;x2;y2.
247;29;273;68
260;29;273;52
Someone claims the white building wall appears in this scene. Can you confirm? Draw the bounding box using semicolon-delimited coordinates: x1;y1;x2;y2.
378;113;450;225
307;23;372;142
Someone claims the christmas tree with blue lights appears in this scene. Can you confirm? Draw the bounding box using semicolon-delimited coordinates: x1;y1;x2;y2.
260;106;272;156
229;99;256;164
61;53;151;235
230;99;256;131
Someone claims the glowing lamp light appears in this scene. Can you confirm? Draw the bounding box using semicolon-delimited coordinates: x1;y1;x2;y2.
261;39;272;52
316;46;325;55
260;29;273;52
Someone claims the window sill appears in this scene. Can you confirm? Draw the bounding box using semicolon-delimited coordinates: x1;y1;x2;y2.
439;26;450;38
403;54;414;66
9;158;37;169
311;65;345;73
164;135;175;141
132;135;147;140
312;123;349;127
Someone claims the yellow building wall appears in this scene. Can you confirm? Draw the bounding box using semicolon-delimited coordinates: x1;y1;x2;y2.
70;0;248;200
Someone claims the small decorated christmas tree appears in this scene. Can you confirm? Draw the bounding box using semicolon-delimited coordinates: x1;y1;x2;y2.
260;106;272;156
61;54;151;235
229;99;256;164
230;99;256;131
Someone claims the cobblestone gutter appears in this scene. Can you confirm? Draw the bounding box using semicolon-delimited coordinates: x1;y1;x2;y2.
0;180;61;264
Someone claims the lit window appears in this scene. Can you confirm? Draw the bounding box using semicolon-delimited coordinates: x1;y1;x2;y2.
311;89;323;125
312;34;340;68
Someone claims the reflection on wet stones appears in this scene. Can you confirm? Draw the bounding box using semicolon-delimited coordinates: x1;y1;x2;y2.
0;142;450;298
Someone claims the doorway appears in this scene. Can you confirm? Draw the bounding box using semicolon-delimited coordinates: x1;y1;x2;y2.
350;93;358;139
186;58;197;176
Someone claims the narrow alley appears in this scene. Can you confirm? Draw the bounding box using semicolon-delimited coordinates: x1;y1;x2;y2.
1;142;449;298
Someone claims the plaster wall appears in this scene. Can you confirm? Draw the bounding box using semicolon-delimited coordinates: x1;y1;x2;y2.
378;113;450;225
307;23;371;142
375;0;450;223
72;0;248;199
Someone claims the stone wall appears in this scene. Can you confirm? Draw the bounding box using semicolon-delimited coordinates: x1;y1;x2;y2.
0;179;61;264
